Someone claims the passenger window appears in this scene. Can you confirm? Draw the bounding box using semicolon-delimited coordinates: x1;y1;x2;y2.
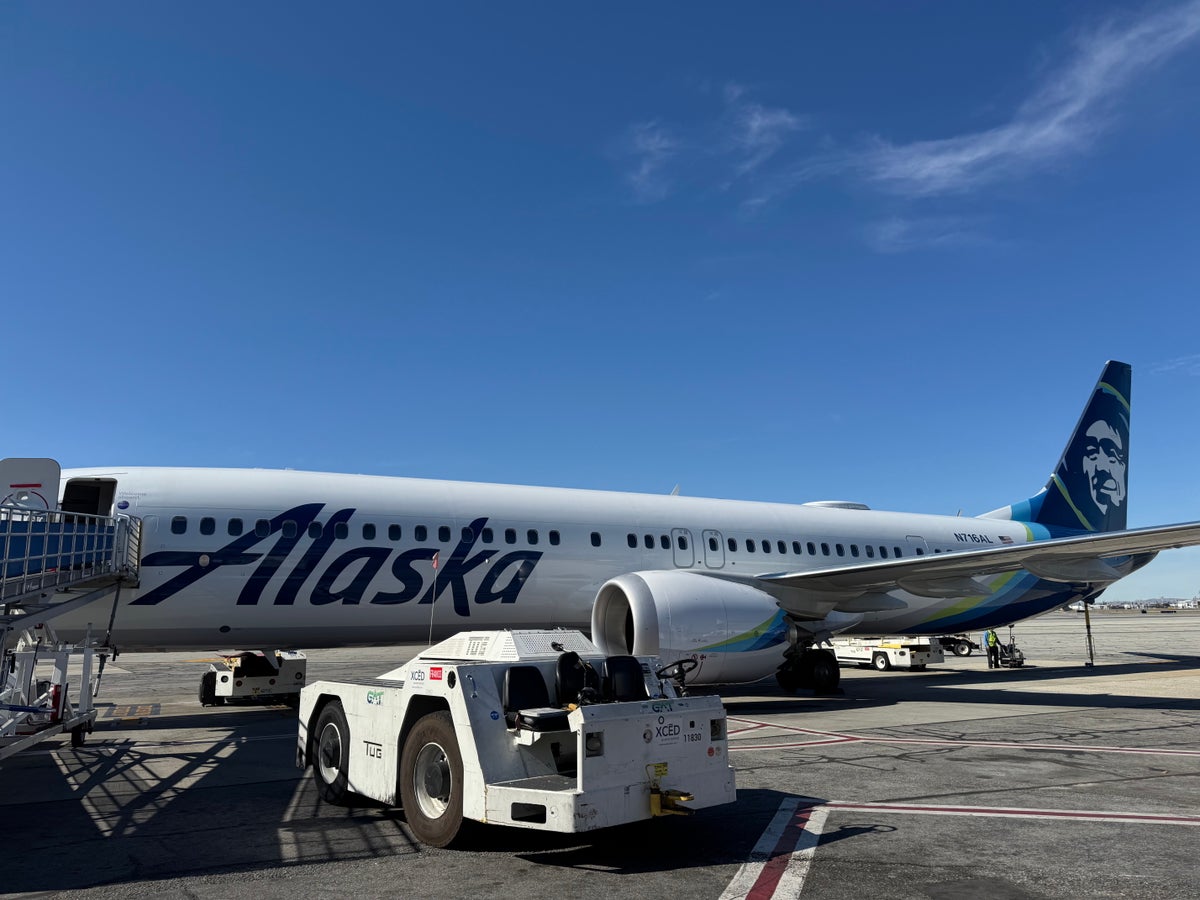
777;540;786;554
835;544;845;557
644;534;654;549
415;525;427;542
171;516;187;535
549;530;561;546
591;532;602;547
678;535;688;551
915;547;924;556
660;535;669;550
821;543;830;556
283;521;298;539
228;518;243;536
308;522;322;538
255;519;270;537
866;545;875;558
199;517;215;535
850;544;859;557
792;541;802;554
389;524;402;541
746;540;755;553
894;547;903;558
335;523;349;540
880;546;889;559
483;528;494;543
505;528;517;545
528;529;539;545
807;542;816;555
363;524;376;540
627;533;637;549
762;540;771;554
728;537;738;552
709;536;718;552
439;525;451;542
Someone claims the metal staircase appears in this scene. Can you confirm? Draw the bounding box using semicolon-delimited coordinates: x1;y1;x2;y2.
1;504;141;760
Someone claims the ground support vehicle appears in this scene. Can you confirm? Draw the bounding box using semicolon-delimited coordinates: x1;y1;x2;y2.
830;636;944;671
199;650;307;705
1;630;104;761
997;636;1026;668
1;463;140;761
297;629;736;847
936;634;981;656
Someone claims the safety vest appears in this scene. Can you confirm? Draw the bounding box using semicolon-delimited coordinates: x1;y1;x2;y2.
985;630;998;646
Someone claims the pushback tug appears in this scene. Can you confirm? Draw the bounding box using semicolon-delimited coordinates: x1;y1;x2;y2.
297;629;737;846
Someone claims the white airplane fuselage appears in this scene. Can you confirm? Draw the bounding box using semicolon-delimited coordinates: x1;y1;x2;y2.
53;466;1068;667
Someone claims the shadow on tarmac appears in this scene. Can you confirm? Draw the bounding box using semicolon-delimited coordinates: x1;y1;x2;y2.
719;656;1200;718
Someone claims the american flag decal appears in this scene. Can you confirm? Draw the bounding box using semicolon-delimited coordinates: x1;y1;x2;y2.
1000;535;1014;544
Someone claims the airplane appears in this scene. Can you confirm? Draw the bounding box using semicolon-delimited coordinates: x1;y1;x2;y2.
37;360;1200;693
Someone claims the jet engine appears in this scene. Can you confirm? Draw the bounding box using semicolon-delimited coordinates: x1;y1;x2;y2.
590;571;788;685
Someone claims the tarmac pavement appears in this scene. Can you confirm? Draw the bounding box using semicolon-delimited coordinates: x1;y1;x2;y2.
3;609;1198;899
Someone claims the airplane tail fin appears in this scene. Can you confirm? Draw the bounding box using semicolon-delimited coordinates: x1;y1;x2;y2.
982;361;1131;535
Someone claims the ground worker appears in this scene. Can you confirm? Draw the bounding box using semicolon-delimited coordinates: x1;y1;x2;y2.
984;627;1001;668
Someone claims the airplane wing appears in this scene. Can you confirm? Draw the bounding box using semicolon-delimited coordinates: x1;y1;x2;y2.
747;521;1200;618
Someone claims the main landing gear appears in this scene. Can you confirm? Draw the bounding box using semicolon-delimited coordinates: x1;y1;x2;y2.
775;644;841;695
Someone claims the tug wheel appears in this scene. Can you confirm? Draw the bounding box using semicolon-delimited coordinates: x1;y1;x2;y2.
400;711;465;848
313;702;352;804
872;652;892;672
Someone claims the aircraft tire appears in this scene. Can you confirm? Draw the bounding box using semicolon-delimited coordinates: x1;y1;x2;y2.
401;711;465;848
775;665;802;693
809;650;841;693
872;652;891;672
313;702;352;804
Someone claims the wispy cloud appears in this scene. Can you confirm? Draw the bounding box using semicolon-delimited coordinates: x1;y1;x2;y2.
618;120;679;203
858;0;1200;195
723;82;807;177
864;216;999;253
1150;354;1200;376
608;2;1200;250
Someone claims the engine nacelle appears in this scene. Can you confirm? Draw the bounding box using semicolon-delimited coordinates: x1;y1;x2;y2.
591;571;788;685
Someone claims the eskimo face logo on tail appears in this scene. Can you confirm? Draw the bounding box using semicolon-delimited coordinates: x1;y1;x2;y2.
1055;385;1130;532
132;507;541;615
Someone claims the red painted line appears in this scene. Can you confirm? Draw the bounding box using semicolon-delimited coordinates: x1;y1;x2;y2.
735;737;861;751
822;800;1200;826
747;803;816;899
726;716;1200;757
8;483;42;488
728;722;769;736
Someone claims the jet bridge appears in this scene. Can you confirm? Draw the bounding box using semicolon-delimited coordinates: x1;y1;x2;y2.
1;458;140;761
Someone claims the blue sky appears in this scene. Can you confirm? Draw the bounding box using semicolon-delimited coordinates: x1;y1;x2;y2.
4;2;1200;601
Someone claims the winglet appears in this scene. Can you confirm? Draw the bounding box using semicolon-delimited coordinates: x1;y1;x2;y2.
983;361;1130;535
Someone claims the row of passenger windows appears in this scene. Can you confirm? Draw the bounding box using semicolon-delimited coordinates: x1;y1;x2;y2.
171;516;563;546
167;516;924;559
627;532;918;559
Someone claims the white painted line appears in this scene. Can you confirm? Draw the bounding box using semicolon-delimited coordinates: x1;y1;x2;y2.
720;798;828;899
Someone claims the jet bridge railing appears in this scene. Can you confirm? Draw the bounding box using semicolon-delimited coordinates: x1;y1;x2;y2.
0;507;140;603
